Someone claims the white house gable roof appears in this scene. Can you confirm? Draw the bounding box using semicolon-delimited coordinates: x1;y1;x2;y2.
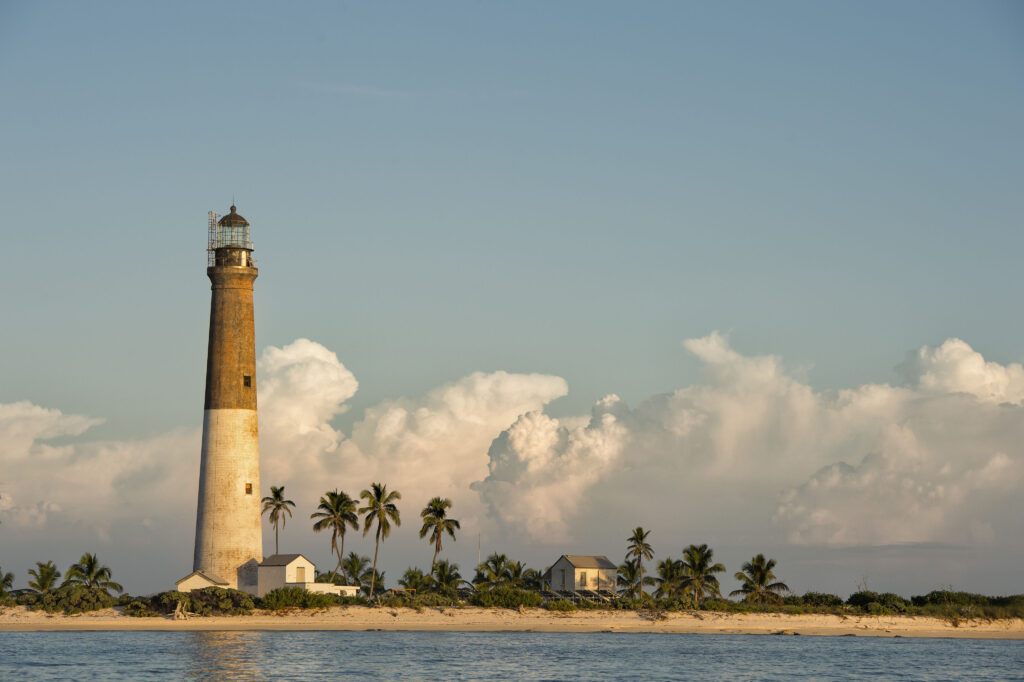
175;570;228;586
564;555;616;570
259;553;313;567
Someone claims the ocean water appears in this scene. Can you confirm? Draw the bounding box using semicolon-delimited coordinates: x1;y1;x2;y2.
2;631;1022;680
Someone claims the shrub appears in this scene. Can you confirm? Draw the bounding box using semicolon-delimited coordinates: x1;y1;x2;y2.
261;587;339;610
544;600;577;612
847;591;908;614
612;595;657;611
376;592;459;609
154;591;190;614
698;598;777;613
907;592;1024;621
147;588;255;616
909;590;1004;608
31;585;116;615
191;587;255;615
15;593;38;607
660;596;697;612
123;600;160;617
468;587;542;609
801;592;845;608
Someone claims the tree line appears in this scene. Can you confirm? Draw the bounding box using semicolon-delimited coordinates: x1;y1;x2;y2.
262;485;790;603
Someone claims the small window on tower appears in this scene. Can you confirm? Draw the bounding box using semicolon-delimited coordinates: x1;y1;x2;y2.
243;375;251;387
245;483;253;495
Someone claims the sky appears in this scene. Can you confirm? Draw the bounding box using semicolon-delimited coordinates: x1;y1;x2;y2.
1;1;1022;597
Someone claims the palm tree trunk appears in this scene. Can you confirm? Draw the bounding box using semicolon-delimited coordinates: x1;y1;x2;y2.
370;525;381;599
432;539;440;570
333;534;345;582
275;523;280;555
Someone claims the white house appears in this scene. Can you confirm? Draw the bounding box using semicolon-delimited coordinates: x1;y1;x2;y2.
256;553;359;598
176;554;358;598
175;570;229;593
542;555;617;592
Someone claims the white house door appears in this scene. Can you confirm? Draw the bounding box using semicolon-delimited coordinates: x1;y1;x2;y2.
296;566;307;582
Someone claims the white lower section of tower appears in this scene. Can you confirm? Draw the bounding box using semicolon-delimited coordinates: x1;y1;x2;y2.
193;409;263;591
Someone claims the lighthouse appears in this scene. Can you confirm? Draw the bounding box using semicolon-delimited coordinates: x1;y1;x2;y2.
176;205;263;593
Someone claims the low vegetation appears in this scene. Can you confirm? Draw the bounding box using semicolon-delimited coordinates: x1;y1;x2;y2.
260;587;365;610
24;585;117;615
375;591;459;610
468;586;542;609
5;512;1021;623
121;588;256;617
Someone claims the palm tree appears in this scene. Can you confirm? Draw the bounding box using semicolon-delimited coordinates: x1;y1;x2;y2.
521;567;543;591
730;554;790;604
419;497;461;569
0;566;13;597
473;552;516;590
680;543;726;605
617;559;651;599
364;569;386;596
311;490;359;581
261;485;296;555
626;527;654;595
653;558;685;599
359;482;402;599
27;561;61;594
341;552;372;590
431;560;467;593
398;567;431;592
505;560;528;588
64;553;123;595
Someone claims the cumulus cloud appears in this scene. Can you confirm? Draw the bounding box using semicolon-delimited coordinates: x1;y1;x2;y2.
258;339;358;484
254;337;568;518
774;389;1024;546
0;339;566;586
897;338;1024;404
3;334;1022;592
332;370;568;519
473;334;1024;549
471;395;628;542
0;400;198;535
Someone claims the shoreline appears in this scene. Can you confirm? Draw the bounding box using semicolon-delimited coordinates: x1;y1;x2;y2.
2;606;1022;638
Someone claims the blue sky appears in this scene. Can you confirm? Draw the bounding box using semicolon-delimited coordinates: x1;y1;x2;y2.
1;2;1023;594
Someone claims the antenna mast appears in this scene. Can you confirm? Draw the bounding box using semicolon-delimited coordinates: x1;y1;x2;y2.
207;211;219;267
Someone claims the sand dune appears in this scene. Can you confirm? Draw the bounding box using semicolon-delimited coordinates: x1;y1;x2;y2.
2;605;1022;638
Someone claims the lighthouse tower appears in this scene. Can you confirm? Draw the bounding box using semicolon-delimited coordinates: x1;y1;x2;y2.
188;205;263;592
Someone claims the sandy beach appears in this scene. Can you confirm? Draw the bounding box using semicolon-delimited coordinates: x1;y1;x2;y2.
1;606;1021;638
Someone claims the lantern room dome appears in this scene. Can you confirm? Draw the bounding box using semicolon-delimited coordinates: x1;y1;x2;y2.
218;205;249;227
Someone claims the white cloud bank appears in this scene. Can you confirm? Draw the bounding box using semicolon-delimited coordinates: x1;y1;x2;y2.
0;401;195;536
1;335;1022;591
0;339;567;588
473;335;1024;548
259;339;568;521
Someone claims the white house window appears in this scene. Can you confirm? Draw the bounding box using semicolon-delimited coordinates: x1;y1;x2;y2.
580;571;588;587
296;566;306;582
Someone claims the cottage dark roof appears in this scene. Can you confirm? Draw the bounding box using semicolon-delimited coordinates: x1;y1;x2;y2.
175;570;228;585
564;555;617;569
218;205;249;227
260;553;310;566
